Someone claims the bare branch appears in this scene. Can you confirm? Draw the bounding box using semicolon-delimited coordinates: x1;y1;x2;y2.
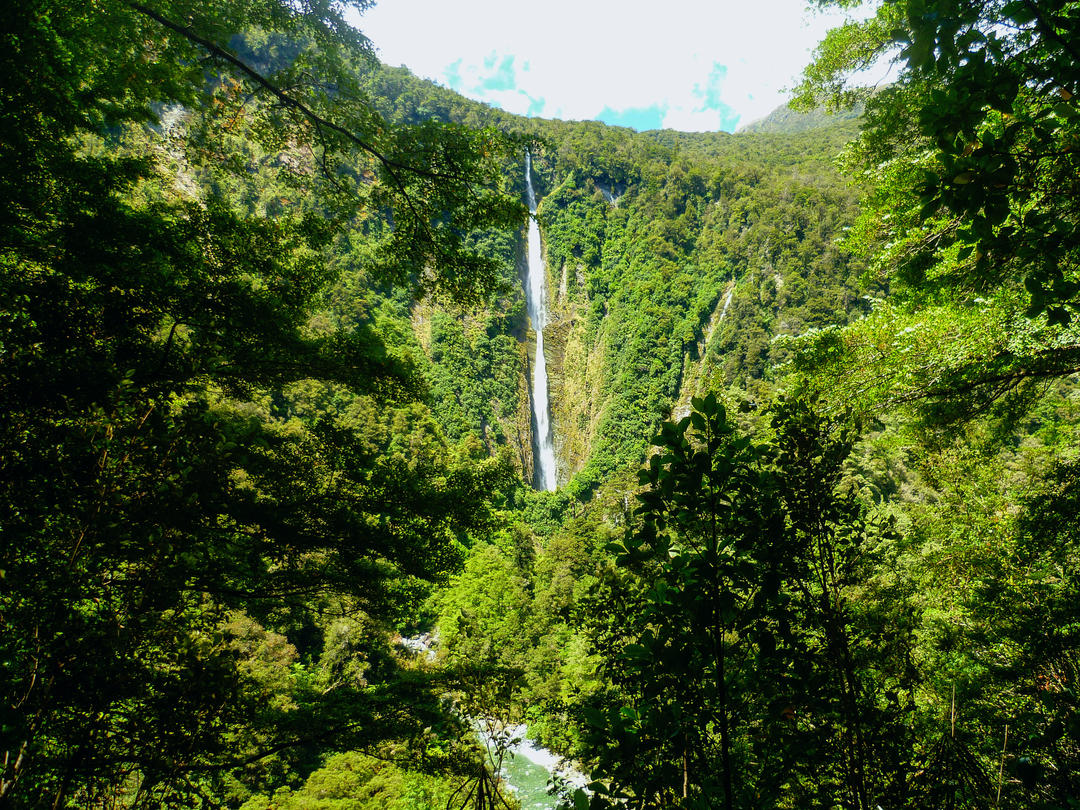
126;1;450;184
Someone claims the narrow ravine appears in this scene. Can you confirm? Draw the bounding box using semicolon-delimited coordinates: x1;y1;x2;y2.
525;152;557;491
402;636;585;808
478;723;588;809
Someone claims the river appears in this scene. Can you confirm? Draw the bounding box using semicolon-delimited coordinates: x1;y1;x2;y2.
479;723;587;809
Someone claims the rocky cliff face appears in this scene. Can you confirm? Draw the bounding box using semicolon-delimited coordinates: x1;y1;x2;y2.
516;336;536;483
546;256;607;485
520;227;589;487
668;280;736;421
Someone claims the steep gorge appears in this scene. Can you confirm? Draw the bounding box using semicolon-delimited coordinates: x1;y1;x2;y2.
520;119;867;497
353;63;867;499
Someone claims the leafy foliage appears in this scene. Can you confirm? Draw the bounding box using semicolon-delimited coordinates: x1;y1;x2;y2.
0;1;522;806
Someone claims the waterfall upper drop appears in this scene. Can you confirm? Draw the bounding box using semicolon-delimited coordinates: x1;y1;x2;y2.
524;152;557;492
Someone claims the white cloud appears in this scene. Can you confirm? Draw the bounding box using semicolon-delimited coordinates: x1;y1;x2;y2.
354;0;861;131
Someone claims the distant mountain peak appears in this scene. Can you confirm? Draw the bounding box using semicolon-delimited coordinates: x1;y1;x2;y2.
737;102;862;134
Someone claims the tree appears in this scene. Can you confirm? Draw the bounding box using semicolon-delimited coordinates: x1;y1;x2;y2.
793;0;1080;405
0;1;521;805
769;397;915;810
574;396;918;810
581;394;786;809
790;9;1080;803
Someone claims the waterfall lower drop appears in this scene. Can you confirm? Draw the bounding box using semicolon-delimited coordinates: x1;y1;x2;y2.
524;152;557;491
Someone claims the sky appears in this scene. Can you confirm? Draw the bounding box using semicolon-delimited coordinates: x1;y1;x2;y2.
352;0;867;133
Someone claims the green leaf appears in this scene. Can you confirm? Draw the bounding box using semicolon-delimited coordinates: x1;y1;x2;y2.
1002;0;1038;24
582;707;604;729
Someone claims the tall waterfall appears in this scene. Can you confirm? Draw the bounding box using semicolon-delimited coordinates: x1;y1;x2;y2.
524;152;557;491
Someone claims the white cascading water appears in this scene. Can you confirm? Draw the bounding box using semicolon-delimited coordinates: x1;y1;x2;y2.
524;152;557;491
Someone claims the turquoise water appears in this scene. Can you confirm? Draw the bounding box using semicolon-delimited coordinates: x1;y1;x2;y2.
479;723;586;810
500;750;558;809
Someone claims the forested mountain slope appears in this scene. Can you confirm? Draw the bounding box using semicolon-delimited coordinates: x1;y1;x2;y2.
350;64;870;502
366;15;1080;810
738;101;862;134
7;2;1079;808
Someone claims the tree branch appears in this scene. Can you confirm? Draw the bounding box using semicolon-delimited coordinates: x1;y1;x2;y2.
125;2;450;184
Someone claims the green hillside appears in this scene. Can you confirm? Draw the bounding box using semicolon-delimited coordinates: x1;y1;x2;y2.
349;64;868;505
738;102;862;134
4;2;1080;809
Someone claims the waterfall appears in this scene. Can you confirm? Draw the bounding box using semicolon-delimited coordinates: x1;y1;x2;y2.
524;152;557;491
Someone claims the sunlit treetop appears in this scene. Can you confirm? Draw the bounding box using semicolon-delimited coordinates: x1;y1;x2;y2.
795;0;1080;326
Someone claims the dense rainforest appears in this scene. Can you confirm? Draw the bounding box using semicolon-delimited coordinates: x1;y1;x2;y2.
2;0;1079;809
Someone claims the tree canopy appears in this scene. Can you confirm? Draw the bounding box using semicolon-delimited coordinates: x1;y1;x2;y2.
1;1;523;806
792;0;1080;417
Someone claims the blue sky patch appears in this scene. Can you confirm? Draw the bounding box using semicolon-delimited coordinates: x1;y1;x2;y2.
443;59;463;91
596;104;668;132
698;63;728;110
713;107;741;132
688;63;740;132
480;53;518;91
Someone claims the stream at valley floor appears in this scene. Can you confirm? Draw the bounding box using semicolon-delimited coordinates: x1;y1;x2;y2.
477;723;588;810
400;634;586;808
